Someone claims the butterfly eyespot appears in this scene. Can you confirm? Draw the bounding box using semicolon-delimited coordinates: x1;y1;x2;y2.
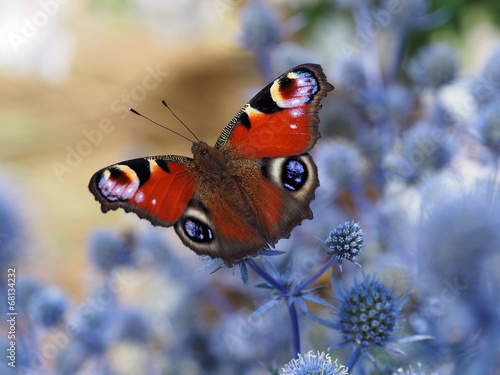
183;217;214;243
261;154;317;197
282;158;308;192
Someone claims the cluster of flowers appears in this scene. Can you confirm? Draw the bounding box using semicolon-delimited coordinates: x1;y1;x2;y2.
2;0;500;374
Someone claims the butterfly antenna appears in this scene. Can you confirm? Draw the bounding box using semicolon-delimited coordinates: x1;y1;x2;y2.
129;108;195;143
162;100;200;142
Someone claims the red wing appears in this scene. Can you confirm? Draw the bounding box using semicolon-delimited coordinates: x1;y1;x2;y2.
215;63;333;159
89;155;196;227
174;176;286;264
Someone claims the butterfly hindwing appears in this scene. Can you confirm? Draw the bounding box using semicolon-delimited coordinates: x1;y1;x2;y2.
215;63;334;159
171;153;319;264
89;155;196;227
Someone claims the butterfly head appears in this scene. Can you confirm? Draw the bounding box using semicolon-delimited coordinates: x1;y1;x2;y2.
191;141;227;174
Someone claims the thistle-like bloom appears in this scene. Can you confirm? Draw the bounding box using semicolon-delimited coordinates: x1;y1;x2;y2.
240;0;280;51
382;0;429;29
408;43;458;88
335;275;404;350
28;287;67;328
316;140;366;196
385;122;454;183
281;350;348;375
89;228;134;272
324;221;364;269
116;308;151;343
0;181;25;265
473;102;500;153
470;48;500;106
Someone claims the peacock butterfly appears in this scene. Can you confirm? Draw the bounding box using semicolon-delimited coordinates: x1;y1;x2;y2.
89;64;334;264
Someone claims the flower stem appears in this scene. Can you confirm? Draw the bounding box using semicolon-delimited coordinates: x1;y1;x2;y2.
346;346;361;372
246;258;301;357
292;256;337;296
288;302;301;357
246;257;288;295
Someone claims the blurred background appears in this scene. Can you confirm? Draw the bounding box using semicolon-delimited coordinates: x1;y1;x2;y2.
2;0;500;374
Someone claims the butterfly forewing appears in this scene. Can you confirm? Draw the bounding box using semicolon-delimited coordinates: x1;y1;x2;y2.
89;156;196;227
215;63;333;159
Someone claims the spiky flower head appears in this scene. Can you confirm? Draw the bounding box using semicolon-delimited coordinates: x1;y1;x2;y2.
89;228;134;272
470;48;500;106
408;43;458;89
281;350;348;375
336;275;402;349
241;0;280;51
474;102;500;153
385;122;454;183
28;287;67;328
324;221;364;268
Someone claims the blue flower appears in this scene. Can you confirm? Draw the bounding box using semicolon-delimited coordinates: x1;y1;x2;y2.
417;189;500;325
473;102;500;153
115;308;151;343
0;181;25;265
334;57;366;92
408;43;458;89
241;0;280;51
28;287;67;328
470;48;500;107
382;0;429;29
357;85;415;127
270;42;319;78
71;307;117;355
281;350;348;375
16;277;42;312
210;308;292;365
334;275;405;350
384;122;454;183
315;140;366;195
324;221;364;269
89;228;134;272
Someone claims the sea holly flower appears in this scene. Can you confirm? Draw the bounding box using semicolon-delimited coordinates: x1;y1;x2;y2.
470;48;500;107
315;140;366;197
28;287;67;328
384;122;454;183
0;180;25;265
335;275;401;350
382;0;429;30
115;308;152;343
408;43;458;89
281;350;348;375
308;274;430;370
323;221;364;270
240;0;280;51
473;102;500;154
89;228;134;272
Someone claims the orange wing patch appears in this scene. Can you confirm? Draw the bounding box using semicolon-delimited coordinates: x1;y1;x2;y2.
215;64;333;160
89;157;196;227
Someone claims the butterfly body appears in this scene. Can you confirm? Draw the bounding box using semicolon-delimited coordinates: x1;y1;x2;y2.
89;64;333;264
